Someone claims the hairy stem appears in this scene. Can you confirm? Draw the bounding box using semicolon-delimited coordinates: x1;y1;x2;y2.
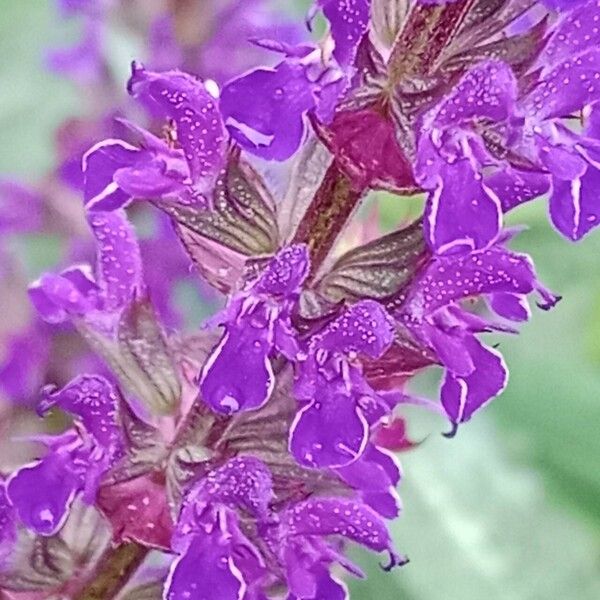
388;0;476;83
74;542;149;600
291;161;365;279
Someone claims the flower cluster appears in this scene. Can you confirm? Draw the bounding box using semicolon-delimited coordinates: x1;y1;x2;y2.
1;1;599;599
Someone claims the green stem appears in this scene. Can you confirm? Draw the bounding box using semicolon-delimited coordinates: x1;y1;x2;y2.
291;161;365;279
74;542;149;600
388;0;476;84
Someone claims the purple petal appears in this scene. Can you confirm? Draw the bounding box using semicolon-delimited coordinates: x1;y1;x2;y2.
127;63;227;185
46;19;103;84
56;0;99;16
176;457;273;546
484;168;550;212
283;498;397;559
542;1;600;67
550;165;600;240
6;453;81;535
440;336;508;426
200;325;275;414
38;375;122;452
586;104;600;139
83;139;143;210
420;319;474;376
423;158;502;255
403;242;547;314
221;61;316;160
0;327;50;403
88;210;142;310
543;0;589;10
537;140;588;180
28;267;100;324
488;292;531;322
165;528;246;600
289;387;369;468
317;300;395;359
147;14;184;72
253;244;310;296
0;180;43;233
335;446;401;518
430;60;517;127
287;564;348;600
318;0;371;67
525;48;600;120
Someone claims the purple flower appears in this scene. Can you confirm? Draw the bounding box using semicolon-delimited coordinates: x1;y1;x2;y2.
0;181;44;233
167;457;271;600
415;60;517;254
83;63;227;210
220;43;347;160
391;231;559;432
46;0;106;84
0;326;50;405
516;3;600;239
29;210;142;330
166;456;403;600
200;245;309;414
4;1;599;596
147;0;306;84
417;2;600;248
290;300;395;468
313;0;372;68
542;0;588;9
5;375;123;536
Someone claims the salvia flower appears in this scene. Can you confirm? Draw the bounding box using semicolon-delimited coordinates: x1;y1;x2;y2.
84;63;227;210
166;455;403;600
5;375;123;536
200;244;310;414
290;299;395;469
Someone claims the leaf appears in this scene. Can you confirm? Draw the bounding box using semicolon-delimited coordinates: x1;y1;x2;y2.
104;400;167;486
76;295;181;418
159;151;279;292
278;135;333;243
442;17;547;76
315;218;427;303
348;420;600;600
117;295;182;416
370;0;411;50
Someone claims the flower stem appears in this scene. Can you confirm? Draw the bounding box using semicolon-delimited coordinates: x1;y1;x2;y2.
388;0;476;84
291;161;365;279
74;542;149;600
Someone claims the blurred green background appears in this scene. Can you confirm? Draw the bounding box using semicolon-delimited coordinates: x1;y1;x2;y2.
1;1;599;599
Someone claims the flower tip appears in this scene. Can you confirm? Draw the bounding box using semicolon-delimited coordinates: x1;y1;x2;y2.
442;421;459;439
536;289;562;311
379;551;409;572
127;60;145;93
